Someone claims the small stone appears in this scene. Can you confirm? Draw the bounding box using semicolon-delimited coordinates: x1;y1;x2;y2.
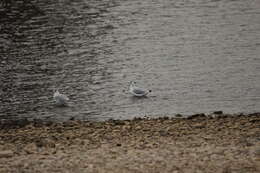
42;151;51;155
175;114;183;118
159;130;169;136
69;117;75;121
194;123;204;129
213;111;223;115
135;126;142;130
24;143;38;154
122;125;131;131
254;148;260;158
187;113;206;119
0;150;14;158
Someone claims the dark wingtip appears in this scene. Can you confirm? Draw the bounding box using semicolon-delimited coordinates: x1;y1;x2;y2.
149;90;152;92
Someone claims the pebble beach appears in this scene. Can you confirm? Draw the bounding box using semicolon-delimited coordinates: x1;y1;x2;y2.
0;113;259;173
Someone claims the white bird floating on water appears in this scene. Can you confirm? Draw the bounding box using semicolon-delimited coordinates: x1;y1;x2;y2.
129;81;152;97
53;90;69;106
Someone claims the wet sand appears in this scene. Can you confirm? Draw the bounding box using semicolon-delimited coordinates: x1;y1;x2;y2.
0;113;259;173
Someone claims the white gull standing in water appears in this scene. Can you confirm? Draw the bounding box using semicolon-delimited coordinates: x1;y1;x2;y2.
53;90;69;106
129;81;152;97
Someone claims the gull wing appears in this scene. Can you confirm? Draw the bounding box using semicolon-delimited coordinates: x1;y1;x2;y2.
132;88;146;95
60;94;69;101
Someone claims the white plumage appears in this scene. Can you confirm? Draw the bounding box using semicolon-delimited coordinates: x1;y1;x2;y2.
129;81;151;97
53;90;69;106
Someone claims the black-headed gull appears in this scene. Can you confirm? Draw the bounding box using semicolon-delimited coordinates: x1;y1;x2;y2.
53;90;69;106
129;81;151;97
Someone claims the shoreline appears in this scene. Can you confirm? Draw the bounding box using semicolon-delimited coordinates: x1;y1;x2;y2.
0;113;259;172
0;112;258;129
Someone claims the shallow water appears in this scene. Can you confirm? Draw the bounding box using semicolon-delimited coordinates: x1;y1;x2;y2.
0;0;259;121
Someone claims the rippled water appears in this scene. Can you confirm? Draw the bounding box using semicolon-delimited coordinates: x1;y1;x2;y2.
0;0;259;121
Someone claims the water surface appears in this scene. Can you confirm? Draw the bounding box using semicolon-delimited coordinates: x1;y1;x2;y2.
0;0;259;121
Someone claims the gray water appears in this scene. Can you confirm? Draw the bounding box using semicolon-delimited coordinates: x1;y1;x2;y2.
0;0;259;121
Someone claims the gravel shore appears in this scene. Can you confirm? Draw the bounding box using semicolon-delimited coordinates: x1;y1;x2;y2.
0;113;259;173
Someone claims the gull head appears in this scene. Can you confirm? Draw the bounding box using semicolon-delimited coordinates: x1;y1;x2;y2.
129;81;137;86
53;89;60;97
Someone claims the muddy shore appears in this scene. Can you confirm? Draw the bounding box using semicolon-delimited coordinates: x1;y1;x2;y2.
0;113;259;173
